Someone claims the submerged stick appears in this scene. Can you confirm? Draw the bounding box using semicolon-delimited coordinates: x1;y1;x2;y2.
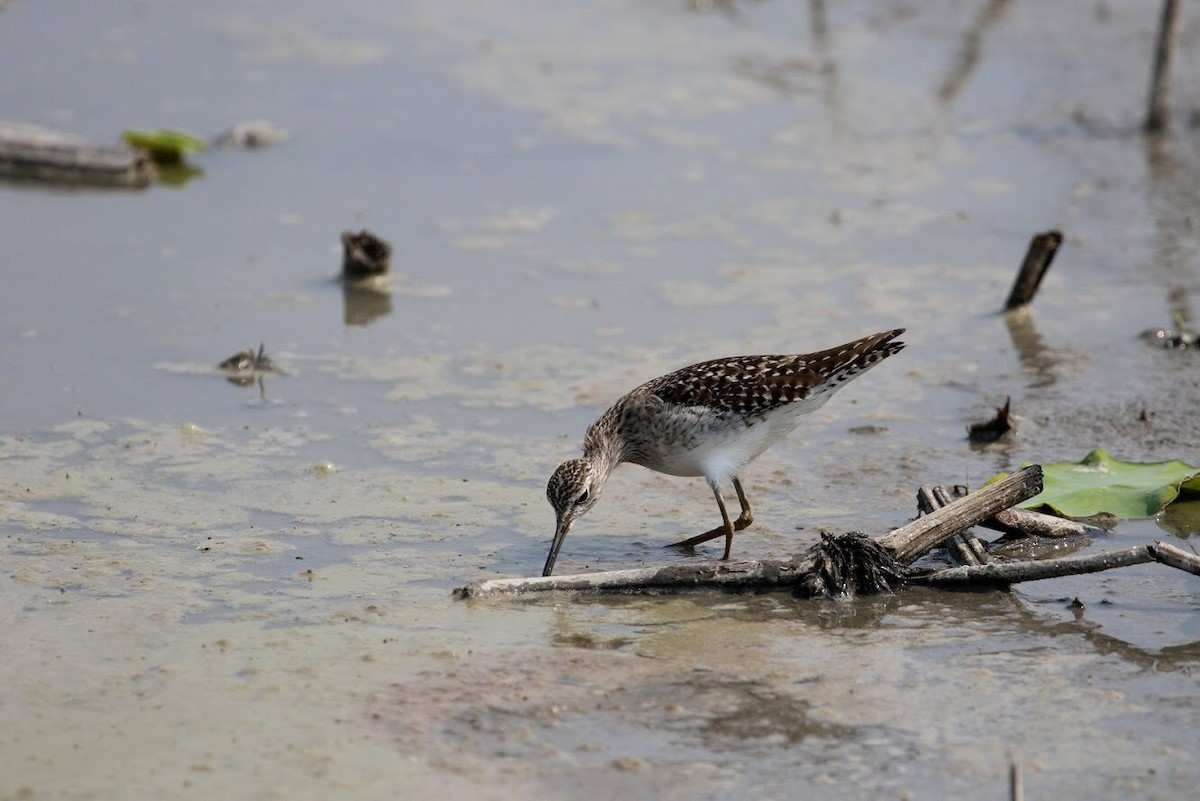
981;507;1106;539
1145;0;1182;133
455;558;811;599
918;545;1154;587
1004;231;1062;310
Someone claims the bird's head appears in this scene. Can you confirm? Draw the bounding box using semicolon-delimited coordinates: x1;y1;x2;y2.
542;458;604;576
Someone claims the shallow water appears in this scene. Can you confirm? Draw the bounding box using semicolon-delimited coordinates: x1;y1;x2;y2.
2;1;1199;798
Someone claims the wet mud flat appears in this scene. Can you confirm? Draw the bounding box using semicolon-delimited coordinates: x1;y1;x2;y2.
2;1;1200;799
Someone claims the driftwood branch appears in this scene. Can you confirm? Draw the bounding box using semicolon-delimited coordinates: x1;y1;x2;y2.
876;466;1043;563
1004;231;1062;311
0;122;151;188
917;545;1154;588
456;466;1199;599
454;558;812;599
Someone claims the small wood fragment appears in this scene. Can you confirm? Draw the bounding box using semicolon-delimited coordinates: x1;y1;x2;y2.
341;229;392;279
1011;759;1024;801
1004;231;1062;311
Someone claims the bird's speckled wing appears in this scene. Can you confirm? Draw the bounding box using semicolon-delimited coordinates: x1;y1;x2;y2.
644;329;905;417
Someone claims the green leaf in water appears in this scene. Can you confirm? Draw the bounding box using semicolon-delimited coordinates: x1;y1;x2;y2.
121;129;207;164
1019;448;1200;518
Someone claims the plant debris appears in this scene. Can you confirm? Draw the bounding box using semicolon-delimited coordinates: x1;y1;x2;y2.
341;229;392;279
121;128;207;165
1141;326;1199;349
218;343;278;386
794;532;906;598
213;120;290;149
967;396;1013;443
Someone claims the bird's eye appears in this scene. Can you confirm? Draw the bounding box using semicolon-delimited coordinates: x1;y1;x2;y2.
577;489;590;505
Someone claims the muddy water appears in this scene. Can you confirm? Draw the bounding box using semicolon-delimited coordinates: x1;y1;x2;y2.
2;2;1199;799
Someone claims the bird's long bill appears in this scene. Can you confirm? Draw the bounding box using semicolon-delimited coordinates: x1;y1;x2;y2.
542;518;571;577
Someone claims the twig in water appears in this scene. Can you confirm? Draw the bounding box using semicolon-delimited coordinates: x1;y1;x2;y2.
1145;0;1182;133
918;545;1154;588
1005;231;1062;311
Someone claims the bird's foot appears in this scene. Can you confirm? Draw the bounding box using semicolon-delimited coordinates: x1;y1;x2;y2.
664;516;753;551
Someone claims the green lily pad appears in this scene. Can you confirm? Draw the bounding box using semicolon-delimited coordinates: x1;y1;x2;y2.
1019;449;1200;518
121;129;207;165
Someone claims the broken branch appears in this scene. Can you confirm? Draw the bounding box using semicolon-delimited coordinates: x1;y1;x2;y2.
1148;540;1200;577
877;466;1043;563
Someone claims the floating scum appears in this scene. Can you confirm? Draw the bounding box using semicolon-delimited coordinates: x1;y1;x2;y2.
542;329;906;576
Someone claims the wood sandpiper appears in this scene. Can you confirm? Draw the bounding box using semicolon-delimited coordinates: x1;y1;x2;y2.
542;328;906;576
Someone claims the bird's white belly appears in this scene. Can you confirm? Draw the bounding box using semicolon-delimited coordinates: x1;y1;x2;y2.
637;397;828;480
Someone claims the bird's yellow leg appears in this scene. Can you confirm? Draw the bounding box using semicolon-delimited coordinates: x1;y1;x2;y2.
666;477;754;557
